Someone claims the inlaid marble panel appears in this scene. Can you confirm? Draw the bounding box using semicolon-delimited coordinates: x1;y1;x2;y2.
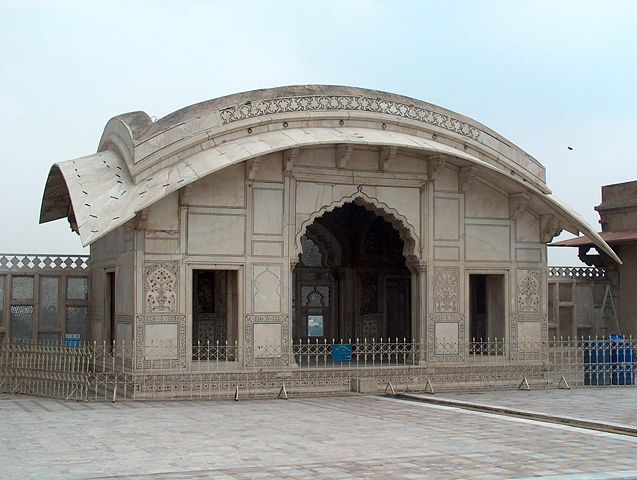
40;277;59;327
12;276;33;301
11;305;33;342
66;306;88;342
145;262;178;313
67;277;88;300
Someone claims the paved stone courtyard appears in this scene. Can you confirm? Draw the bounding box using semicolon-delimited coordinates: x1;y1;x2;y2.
1;390;637;479
437;388;637;430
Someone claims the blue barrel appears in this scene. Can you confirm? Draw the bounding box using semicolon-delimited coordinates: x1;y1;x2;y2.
609;335;635;385
584;340;611;385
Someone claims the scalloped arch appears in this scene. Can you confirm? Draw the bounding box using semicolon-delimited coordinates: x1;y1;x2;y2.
295;191;420;262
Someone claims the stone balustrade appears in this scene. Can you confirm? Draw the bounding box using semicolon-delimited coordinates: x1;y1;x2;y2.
0;254;89;272
547;266;607;279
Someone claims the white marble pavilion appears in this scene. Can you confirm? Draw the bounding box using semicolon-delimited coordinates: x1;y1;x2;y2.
39;85;618;370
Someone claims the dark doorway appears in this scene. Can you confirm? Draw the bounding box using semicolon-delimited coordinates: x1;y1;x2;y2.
469;274;505;346
192;269;238;359
106;272;116;345
293;202;411;343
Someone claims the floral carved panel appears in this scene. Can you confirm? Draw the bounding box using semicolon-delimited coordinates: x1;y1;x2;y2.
433;267;459;313
517;270;540;313
145;262;178;313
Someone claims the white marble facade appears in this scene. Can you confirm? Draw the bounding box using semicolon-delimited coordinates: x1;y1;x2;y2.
39;85;618;370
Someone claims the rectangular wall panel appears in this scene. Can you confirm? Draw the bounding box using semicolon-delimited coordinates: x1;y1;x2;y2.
434;197;460;241
253;188;284;235
252;241;284;257
188;163;245;207
516;248;542;263
187;212;246;255
465;224;511;261
434;246;460;261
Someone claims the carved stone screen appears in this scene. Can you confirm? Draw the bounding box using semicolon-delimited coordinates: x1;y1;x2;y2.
12;276;33;300
38;332;61;345
40;276;59;327
11;305;33;342
67;277;88;300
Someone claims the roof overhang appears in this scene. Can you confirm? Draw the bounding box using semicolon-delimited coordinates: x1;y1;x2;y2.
39;125;621;264
551;231;637;248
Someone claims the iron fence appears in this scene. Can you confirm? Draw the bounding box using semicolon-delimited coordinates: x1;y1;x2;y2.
1;337;634;402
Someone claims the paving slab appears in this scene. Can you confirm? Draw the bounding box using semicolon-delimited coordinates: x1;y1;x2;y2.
1;392;637;479
431;388;637;430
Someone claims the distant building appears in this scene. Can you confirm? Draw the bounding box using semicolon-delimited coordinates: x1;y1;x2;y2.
552;180;637;336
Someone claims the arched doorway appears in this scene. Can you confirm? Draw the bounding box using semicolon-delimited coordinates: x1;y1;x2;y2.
292;202;411;343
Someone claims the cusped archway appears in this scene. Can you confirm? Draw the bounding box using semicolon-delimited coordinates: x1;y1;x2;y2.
293;199;414;344
295;190;421;263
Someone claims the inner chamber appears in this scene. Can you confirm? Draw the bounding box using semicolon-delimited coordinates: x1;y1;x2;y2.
292;202;411;344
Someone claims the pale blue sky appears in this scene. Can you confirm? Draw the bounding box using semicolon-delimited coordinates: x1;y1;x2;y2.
1;0;636;265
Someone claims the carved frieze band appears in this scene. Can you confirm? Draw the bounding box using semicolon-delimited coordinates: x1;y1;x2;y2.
145;262;178;313
219;95;481;140
244;314;289;367
135;314;187;370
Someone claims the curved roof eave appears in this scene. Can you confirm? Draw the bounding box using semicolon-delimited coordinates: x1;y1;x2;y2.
99;85;547;186
39;126;620;264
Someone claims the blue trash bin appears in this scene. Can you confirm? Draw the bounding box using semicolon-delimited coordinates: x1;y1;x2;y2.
609;335;634;385
584;340;611;386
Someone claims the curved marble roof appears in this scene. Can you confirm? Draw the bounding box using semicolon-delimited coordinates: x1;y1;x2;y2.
39;85;620;263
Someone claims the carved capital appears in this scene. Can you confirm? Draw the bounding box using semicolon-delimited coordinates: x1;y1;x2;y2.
179;184;192;205
428;154;447;181
541;215;563;243
336;144;354;169
136;208;150;229
379;146;398;171
459;166;477;193
284;147;300;173
247;158;262;180
509;193;529;220
406;259;427;273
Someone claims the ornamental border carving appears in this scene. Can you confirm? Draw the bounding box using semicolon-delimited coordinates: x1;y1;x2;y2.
135;314;187;370
144;261;178;313
427;313;466;362
244;314;290;367
219;95;481;140
510;313;548;360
